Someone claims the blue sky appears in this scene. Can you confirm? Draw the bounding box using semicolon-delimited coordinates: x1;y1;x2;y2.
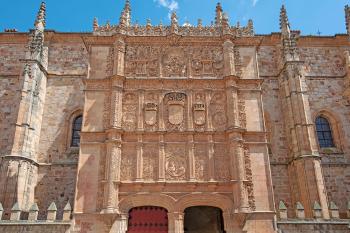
0;0;349;35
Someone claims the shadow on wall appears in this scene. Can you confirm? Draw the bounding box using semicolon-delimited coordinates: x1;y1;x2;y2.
35;77;84;220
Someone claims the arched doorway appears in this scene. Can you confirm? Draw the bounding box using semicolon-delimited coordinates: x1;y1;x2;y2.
184;206;225;233
127;206;168;233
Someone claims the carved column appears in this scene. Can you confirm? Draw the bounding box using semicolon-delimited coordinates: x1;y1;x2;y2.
110;213;129;233
103;138;122;213
229;133;249;212
159;92;165;131
205;91;213;131
136;135;143;181
188;135;195;181
208;135;215;181
225;77;239;129
168;212;184;233
159;134;166;181
137;90;144;130
187;91;194;130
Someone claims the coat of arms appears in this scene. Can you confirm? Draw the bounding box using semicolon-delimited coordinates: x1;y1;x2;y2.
144;103;158;126
166;92;186;125
193;103;206;126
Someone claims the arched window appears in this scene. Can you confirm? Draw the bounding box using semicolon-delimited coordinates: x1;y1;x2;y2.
315;116;335;148
71;115;82;147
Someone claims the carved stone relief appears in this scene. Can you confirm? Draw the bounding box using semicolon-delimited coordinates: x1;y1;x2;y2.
194;144;208;181
125;45;224;78
238;99;247;128
144;92;159;131
165;92;187;131
122;93;137;131
210;92;227;130
214;144;230;181
120;145;136;181
143;144;158;181
165;144;187;180
162;47;187;77
244;145;255;210
125;46;161;77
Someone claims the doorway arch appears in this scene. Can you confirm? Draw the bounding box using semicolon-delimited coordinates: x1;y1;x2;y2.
127;206;168;233
184;206;225;233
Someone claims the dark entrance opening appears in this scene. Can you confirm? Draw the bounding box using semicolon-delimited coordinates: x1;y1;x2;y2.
184;206;225;233
127;206;168;233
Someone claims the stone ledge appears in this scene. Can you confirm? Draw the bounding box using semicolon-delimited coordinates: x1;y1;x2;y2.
0;221;72;226
278;220;350;225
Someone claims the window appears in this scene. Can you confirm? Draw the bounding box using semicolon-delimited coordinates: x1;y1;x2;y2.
71;115;82;147
315;116;335;148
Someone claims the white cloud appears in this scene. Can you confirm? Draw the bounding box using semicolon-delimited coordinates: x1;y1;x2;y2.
252;0;259;7
154;0;179;13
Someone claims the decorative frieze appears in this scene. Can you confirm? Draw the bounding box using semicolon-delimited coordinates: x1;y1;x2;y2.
125;45;224;78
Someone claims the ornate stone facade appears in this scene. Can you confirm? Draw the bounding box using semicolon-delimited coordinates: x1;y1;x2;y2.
0;1;350;233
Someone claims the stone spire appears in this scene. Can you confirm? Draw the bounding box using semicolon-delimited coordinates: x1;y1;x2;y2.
345;5;350;35
93;17;99;31
279;5;298;61
29;1;46;57
119;0;131;28
280;5;291;38
170;12;179;34
215;2;223;26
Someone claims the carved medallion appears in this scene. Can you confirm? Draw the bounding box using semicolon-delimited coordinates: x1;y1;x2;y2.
166;92;186;125
166;145;187;180
144;103;158;126
193;103;206;126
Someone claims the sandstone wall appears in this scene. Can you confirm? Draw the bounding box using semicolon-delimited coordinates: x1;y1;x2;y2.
34;38;87;218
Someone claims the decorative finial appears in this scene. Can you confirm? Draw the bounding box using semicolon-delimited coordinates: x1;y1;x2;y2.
198;19;203;28
119;0;131;28
146;19;152;30
222;13;229;27
280;5;291;37
345;5;350;35
247;19;254;35
35;2;46;30
106;20;111;29
215;2;223;26
171;12;179;34
93;17;99;31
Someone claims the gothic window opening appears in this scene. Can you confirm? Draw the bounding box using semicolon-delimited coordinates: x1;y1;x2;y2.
71;115;82;147
315;116;335;148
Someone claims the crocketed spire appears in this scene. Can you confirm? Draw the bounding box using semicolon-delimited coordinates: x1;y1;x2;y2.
119;0;131;28
280;5;291;38
215;2;223;26
34;2;46;30
345;5;350;35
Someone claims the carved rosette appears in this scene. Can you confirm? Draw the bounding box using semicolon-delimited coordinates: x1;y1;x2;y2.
165;92;187;131
122;93;137;131
210;92;227;130
162;47;187;77
165;144;187;181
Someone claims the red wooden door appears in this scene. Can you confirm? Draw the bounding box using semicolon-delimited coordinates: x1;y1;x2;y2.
127;206;168;233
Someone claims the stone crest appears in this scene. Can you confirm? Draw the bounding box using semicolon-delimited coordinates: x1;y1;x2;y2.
166;92;186;125
144;103;158;126
193;103;206;126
